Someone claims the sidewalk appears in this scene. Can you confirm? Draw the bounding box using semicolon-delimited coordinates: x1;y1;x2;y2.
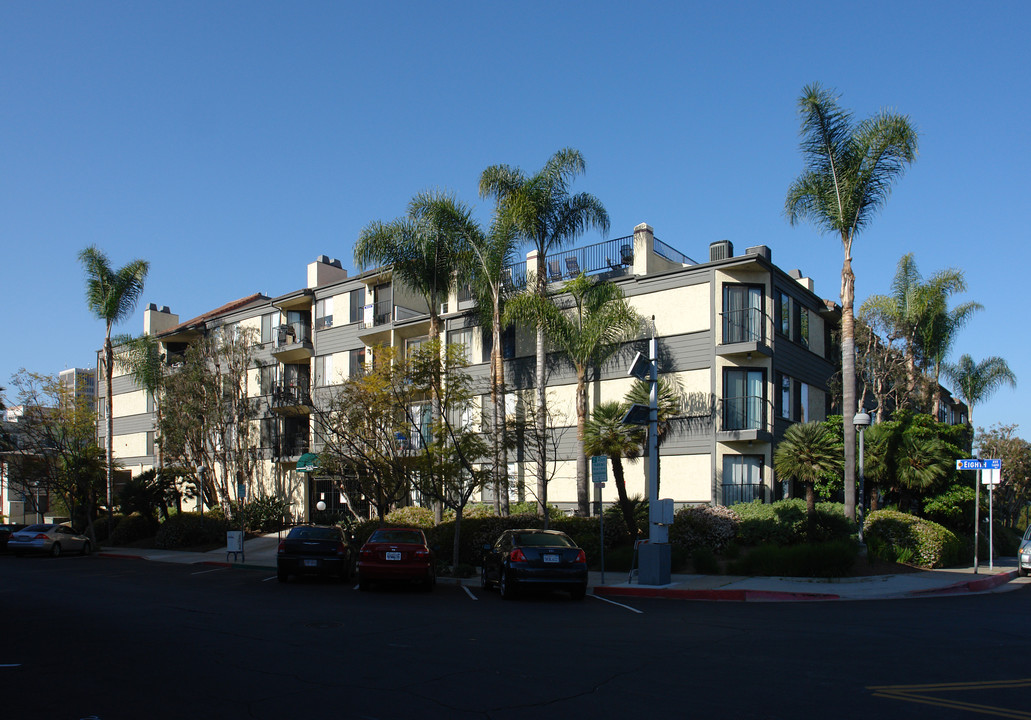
96;533;1027;602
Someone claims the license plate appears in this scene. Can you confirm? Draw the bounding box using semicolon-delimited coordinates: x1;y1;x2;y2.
386;551;402;561
303;559;318;568
543;554;559;564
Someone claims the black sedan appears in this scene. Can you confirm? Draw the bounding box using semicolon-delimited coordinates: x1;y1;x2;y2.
0;523;26;552
276;525;354;583
481;529;588;600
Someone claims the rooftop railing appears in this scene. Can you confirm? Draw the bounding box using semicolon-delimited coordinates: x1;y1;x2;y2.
654;237;696;266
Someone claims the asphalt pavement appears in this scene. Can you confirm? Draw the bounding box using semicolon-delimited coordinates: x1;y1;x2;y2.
95;531;1028;602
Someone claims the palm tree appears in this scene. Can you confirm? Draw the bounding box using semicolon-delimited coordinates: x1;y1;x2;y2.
480;148;608;518
786;83;918;521
583;401;645;534
355;190;477;518
79;246;150;528
468;215;520;515
945;355;1017;430
773;422;843;527
624;375;684;493
919;288;982;419
507;274;641;516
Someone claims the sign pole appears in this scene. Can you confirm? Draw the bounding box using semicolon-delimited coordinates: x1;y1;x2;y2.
974;466;981;574
988;478;994;571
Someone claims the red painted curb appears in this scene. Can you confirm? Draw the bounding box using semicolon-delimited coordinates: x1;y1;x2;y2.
96;553;146;560
594;586;840;602
908;569;1018;596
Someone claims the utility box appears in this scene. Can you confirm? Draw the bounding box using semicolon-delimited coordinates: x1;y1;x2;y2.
657;498;675;526
226;530;245;563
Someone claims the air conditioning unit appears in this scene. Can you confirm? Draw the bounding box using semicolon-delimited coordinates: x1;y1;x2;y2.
710;240;734;262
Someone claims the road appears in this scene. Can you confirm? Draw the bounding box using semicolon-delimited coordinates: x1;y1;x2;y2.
2;553;1029;720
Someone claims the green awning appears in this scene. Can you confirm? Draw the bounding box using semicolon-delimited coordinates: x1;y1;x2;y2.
296;453;320;473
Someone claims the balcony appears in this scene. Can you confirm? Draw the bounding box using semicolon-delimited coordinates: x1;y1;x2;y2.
721;482;766;505
716;308;772;358
716;395;772;443
276;434;310;463
271;323;313;363
506;236;636;290
270;380;312;415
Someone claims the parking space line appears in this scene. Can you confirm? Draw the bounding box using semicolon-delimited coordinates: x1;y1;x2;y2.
190;568;225;576
0;664;22;668
462;586;478;601
261;575;277;582
353;583;360;591
590;593;643;614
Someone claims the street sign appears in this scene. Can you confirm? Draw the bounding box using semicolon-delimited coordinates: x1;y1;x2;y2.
981;468;1001;485
591;455;607;484
956;459;1002;471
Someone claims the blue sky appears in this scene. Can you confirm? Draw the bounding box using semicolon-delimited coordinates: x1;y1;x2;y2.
2;2;1027;433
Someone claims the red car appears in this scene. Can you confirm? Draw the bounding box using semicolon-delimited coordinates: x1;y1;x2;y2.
357;527;435;591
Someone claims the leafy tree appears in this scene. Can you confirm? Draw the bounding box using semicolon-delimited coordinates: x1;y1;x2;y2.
854;315;907;423
78;245;149;525
480;148;608;519
786;83;918;520
583;401;644;534
773;421;843;529
506;273;640;515
975;424;1031;528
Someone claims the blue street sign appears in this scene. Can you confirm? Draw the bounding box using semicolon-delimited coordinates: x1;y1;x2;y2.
956;459;1002;471
591;455;607;484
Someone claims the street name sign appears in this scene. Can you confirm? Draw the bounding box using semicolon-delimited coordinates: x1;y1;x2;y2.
956;459;1002;471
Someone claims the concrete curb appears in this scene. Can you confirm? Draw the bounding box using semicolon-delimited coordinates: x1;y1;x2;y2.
594;585;841;602
907;569;1018;597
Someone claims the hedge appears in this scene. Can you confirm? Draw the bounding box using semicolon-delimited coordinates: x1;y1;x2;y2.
109;512;157;546
863;509;964;569
668;505;739;553
154;512;226;550
732;499;856;545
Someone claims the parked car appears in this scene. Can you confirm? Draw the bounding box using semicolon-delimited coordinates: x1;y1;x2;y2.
1019;525;1031;578
481;528;588;600
276;525;355;583
7;524;92;557
356;527;435;591
0;523;27;552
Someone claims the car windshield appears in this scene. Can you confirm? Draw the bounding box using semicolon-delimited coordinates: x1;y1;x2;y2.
289;527;340;541
514;532;575;548
1024;526;1031;541
369;530;424;544
22;525;49;533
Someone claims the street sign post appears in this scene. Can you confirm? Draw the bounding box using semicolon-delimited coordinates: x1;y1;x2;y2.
956;459;1002;471
957;459;1002;572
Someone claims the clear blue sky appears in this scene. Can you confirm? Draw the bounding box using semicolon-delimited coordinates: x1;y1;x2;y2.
2;1;1027;433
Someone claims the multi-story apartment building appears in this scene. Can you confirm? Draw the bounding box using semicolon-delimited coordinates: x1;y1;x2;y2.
59;368;97;409
99;222;849;521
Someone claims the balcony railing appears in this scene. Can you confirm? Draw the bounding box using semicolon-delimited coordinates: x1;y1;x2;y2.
654;237;696;266
721;395;766;432
271;381;311;408
721;483;764;505
504;236;636;290
279;435;310;458
274;322;311;347
362;300;392;328
721;308;764;344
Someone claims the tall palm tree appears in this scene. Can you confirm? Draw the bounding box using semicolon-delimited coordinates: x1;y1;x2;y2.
354;190;477;518
480;148;609;518
583;401;645;534
786;83;918;520
945;355;1017;430
773;421;843;527
468;215;520;514
920;289;982;419
506;274;641;516
79;246;150;528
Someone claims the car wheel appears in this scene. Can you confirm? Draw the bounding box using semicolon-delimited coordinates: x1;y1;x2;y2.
81;541;92;557
500;569;516;600
570;584;587;601
1020;567;1028;578
50;543;62;558
480;564;491;589
277;568;288;583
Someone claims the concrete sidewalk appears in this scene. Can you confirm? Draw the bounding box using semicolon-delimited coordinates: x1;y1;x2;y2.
95;532;1027;602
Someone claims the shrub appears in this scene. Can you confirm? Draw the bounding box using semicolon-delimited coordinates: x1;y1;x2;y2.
691;547;721;575
732;499;856;545
509;501;566;519
154;512;226;549
93;513;125;542
231;495;290;533
728;540;858;577
669;505;739;553
109;512;156;546
384;506;435;529
864;509;964;569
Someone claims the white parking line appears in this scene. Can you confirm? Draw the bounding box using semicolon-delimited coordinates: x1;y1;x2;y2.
0;664;22;668
262;575;277;582
462;586;478;601
353;583;360;591
190;568;225;576
590;594;643;614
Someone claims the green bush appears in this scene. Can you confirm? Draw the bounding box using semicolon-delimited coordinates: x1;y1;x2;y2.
93;513;125;542
691;547;721;574
864;509;964;569
384;506;435;529
109;512;156;546
510;501;565;519
732;499;856;545
669;505;739;553
154;512;226;549
728;540;858;577
232;495;289;533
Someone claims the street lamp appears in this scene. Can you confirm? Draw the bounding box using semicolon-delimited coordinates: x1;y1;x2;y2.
196;465;206;517
853;412;871;544
32;481;41;524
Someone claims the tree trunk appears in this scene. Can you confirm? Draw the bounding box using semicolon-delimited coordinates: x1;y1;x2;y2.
104;328;115;533
452;504;463;571
806;481;816;540
840;245;857;521
429;312;443;524
575;368;589;517
535;254;548;528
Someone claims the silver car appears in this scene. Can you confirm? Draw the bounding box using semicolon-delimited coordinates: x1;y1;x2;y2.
8;524;92;557
1019;525;1031;578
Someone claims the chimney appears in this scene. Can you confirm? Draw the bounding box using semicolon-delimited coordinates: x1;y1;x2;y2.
144;305;179;335
308;255;348;288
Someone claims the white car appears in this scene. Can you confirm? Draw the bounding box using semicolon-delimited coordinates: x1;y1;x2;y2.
8;524;92;557
1019;526;1031;578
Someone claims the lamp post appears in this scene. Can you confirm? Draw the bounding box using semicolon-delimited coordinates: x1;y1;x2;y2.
852;412;871;544
196;465;206;517
32;481;41;524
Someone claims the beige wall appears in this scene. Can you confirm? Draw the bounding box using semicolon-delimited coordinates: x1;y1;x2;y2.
627;284;710;337
112;390;149;418
112;431;149;459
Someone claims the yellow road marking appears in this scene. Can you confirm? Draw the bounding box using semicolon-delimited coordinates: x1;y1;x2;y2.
869;679;1031;719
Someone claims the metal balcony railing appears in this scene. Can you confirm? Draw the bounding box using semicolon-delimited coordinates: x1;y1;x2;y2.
721;308;764;344
271;381;311;408
721;395;767;432
279;435;310;458
274;323;311;347
721;483;764;505
653;237;696;266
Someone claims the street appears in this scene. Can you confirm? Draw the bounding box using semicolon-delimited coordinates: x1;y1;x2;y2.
2;554;1029;720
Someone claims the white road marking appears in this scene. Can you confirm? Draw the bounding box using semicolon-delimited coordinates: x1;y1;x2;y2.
590;594;643;614
462;586;478;601
353;584;360;591
262;575;277;582
190;567;224;576
0;664;22;668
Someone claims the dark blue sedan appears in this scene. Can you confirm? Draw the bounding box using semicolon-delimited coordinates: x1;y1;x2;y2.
481;529;588;601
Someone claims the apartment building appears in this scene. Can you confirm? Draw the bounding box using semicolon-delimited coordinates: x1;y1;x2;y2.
99;222;843;521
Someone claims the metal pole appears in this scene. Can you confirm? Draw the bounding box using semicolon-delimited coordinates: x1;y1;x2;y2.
599;490;605;586
857;426;865;544
973;467;980;574
647;334;663;544
988;479;994;571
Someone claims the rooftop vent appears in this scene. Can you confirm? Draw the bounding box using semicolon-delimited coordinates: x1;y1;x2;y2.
709;240;734;262
161;306;171;313
745;245;771;261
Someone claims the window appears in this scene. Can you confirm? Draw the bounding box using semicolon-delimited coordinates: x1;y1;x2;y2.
722;455;764;505
348;287;366;324
146;431;155;456
406;335;428;358
348;347;366;377
723;285;763;344
408;402;432;449
259;365;276;395
315;355;333;387
261;313;276;345
315;297;334;330
447;328;474;363
776;292;790;337
793;381;810;422
724;368;765;431
793;303;810;348
778;373;791;420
